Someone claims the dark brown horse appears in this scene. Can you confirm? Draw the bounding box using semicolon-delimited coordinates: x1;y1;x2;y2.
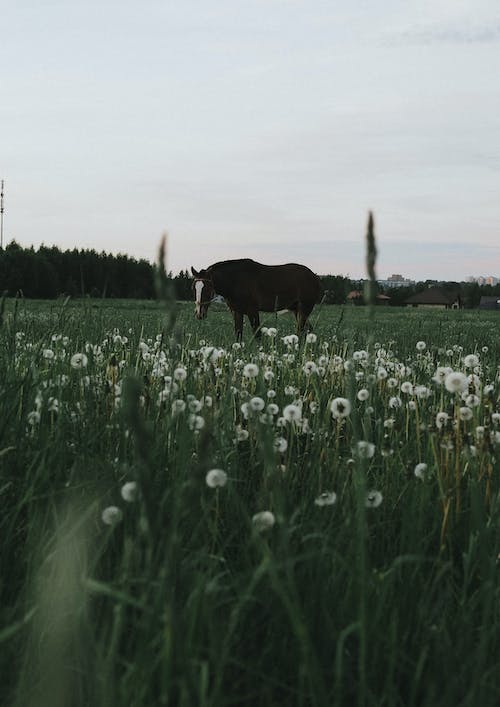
191;259;322;341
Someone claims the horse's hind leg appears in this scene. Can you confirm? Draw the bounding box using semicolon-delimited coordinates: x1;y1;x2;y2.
233;311;244;342
296;302;314;336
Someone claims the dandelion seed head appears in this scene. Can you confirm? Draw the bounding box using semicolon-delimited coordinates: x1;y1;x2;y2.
459;406;473;421
414;463;428;480
356;440;375;459
330;397;352;419
303;360;318;375
171;399;186;414
465;394;480;408
365;490;383;508
433;366;453;385
235;425;249;442
400;381;413;394
249;396;265;412
102;506;123;526
274;437;288;453
243;363;259;378
252;510;276;532
70;352;88;369
283;404;302;422
389;396;402;409
445;371;468;394
173;367;187;382
121;481;139;502
435;412;449;429
27;410;41;426
464;354;479;368
314;491;337;507
205;468;228;488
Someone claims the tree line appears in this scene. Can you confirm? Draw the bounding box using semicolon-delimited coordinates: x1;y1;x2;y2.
0;241;498;307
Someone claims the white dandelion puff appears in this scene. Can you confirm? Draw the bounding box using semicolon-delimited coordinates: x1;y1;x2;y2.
445;371;468;394
27;411;41;426
465;394;480;408
356;441;375;459
243;363;259;378
173;367;187;382
330;397;352;419
303;360;318;376
414;463;428;481
249;397;265;412
121;481;139;502
274;437;288;453
314;491;337;507
188;414;205;430
365;490;383;508
171;399;186;414
70;352;88;369
464;354;479;368
252;511;276;532
283;404;302;422
102;506;123;526
459;407;473;421
234;426;249;442
205;468;228;488
435;412;449;430
432;367;453;385
389;396;402;409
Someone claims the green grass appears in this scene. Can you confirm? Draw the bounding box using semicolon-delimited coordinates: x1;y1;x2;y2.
1;298;499;706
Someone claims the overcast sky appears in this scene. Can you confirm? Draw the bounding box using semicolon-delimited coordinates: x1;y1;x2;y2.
2;0;499;280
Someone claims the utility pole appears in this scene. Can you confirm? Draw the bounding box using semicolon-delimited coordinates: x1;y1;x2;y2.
0;180;4;249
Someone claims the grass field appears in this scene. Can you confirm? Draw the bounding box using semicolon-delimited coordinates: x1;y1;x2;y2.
1;296;499;706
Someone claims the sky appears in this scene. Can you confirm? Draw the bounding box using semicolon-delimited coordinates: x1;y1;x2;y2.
1;0;499;280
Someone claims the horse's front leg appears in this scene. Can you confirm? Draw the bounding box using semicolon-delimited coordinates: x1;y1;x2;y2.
248;310;261;340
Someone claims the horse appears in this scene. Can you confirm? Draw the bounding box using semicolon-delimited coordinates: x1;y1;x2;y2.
191;258;322;341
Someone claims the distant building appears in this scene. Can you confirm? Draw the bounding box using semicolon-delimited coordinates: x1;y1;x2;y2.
467;275;499;286
405;287;461;309
377;274;415;288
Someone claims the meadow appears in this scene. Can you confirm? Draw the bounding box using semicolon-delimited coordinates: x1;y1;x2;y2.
0;295;499;707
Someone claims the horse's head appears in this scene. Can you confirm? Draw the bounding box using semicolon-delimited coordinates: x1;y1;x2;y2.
191;267;215;320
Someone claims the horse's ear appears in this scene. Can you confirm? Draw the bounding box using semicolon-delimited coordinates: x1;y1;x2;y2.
191;266;199;277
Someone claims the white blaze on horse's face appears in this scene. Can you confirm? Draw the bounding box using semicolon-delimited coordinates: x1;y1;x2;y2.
194;279;205;320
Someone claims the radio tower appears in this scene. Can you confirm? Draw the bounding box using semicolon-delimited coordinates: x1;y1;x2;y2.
0;180;4;249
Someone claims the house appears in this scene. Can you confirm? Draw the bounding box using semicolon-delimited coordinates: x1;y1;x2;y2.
405;287;461;309
347;290;390;306
479;296;500;311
